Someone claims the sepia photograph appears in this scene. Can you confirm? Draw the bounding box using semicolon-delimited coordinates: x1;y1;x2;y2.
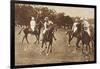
11;1;96;68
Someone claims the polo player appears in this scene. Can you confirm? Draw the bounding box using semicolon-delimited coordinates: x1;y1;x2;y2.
43;17;53;34
72;18;79;35
40;17;55;41
72;18;79;32
30;17;36;32
81;17;91;36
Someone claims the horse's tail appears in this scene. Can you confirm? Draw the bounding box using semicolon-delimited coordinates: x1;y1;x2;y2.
17;27;24;35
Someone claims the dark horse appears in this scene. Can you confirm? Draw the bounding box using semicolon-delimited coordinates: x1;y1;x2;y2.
18;21;42;44
81;25;94;54
67;23;81;48
66;23;94;55
41;24;56;55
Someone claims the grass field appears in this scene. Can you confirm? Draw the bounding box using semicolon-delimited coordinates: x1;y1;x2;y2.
15;26;95;65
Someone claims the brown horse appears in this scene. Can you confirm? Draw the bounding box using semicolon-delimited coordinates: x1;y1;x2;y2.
66;23;81;48
41;24;56;55
18;21;42;44
66;23;94;55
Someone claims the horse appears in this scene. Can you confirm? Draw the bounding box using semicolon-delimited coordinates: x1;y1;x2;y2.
81;25;94;54
18;21;42;44
40;24;56;55
66;23;81;47
66;22;94;55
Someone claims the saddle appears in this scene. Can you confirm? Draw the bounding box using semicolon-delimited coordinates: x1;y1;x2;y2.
28;27;38;33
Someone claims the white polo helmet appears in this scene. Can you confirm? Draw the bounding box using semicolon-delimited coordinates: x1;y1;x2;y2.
31;17;35;20
44;17;49;21
80;17;83;21
75;18;78;21
84;17;88;21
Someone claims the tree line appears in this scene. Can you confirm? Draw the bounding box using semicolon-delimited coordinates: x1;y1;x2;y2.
15;4;93;28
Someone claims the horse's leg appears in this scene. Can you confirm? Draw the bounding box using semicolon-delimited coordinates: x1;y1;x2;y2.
68;34;73;46
25;34;29;44
89;36;94;54
52;32;56;40
34;33;40;44
41;40;46;50
83;44;88;55
37;34;40;44
46;40;52;55
82;43;86;55
44;41;47;48
22;35;25;44
41;40;45;55
41;40;44;48
43;42;48;55
68;35;71;46
91;40;94;54
38;29;41;44
87;43;90;55
46;44;50;55
35;28;40;44
34;34;37;44
76;38;80;48
89;44;91;54
50;40;53;53
82;42;88;55
82;44;89;61
17;27;24;35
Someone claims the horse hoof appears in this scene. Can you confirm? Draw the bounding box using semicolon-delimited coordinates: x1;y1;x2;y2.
46;53;49;56
85;59;89;62
40;51;44;55
50;50;52;53
68;44;70;47
40;52;42;55
24;48;27;51
77;46;80;48
72;50;76;54
84;56;89;61
76;47;79;50
85;51;89;55
34;42;36;44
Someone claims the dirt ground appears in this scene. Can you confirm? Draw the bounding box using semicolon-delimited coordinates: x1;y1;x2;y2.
15;26;95;66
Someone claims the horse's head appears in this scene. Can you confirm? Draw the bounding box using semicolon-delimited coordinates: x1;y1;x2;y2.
48;24;54;31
